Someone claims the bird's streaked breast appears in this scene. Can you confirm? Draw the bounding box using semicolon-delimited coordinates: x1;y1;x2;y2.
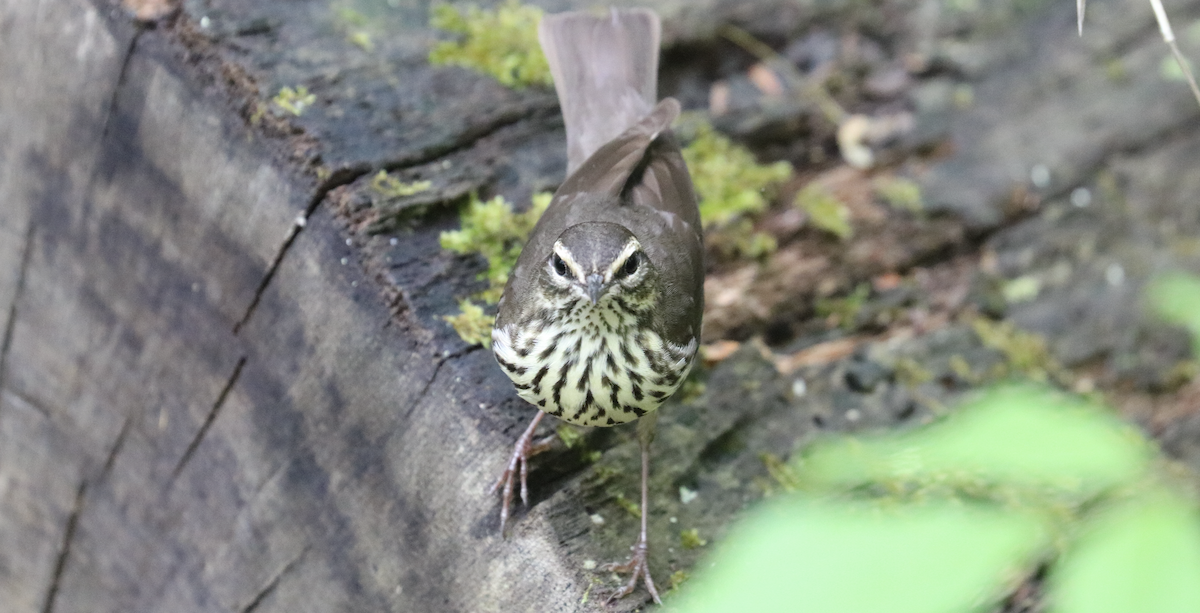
492;298;696;427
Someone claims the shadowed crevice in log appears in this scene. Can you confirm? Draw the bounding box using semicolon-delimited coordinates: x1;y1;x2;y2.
41;480;86;613
232;164;367;334
3;388;52;418
1108;110;1200;160
99;25;142;143
376;96;559;173
172;356;247;481
0;220;34;411
232;98;556;336
238;546;310;613
40;417;130;613
403;345;483;422
101;417;134;481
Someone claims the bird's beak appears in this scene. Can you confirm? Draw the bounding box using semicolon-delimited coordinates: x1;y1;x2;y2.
586;273;605;304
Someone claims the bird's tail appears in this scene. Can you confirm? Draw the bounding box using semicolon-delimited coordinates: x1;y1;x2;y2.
538;8;661;175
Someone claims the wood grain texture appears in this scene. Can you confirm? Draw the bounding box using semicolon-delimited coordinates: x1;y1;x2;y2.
0;1;587;610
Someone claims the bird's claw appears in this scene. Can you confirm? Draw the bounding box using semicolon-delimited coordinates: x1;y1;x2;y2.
490;414;552;535
602;537;661;605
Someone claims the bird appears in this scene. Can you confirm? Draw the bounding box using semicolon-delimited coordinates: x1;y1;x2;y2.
488;7;704;605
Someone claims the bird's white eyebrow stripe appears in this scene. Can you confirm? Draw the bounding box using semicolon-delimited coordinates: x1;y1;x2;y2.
552;240;587;283
605;237;642;281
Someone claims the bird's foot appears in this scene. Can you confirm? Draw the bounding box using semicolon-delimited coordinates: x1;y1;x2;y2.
602;534;661;606
489;413;553;536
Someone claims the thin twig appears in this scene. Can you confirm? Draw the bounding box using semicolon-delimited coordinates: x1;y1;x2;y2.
718;24;848;125
1083;0;1200;108
1149;0;1200;107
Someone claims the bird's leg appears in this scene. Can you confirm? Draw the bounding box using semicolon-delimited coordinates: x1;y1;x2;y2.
604;413;662;605
489;412;554;535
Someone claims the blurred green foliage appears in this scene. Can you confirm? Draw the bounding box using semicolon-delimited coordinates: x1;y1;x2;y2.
428;0;551;89
675;496;1051;613
706;218;778;260
1148;272;1200;356
815;283;869;330
873;175;924;214
673;380;1200;613
795;183;853;240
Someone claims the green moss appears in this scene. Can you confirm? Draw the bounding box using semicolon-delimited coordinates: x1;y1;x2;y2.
796;184;853;240
815;283;870;330
708;219;777;260
948;354;979;384
676;375;708;405
332;2;368;27
761;452;799;494
1002;275;1041;304
893;357;934;388
1105;58;1129;83
681;118;792;228
592;464;621;483
668;570;691;592
680;527;708;549
440;191;552;303
614;492;641;518
556;424;585;449
873;176;924;214
332;2;373;51
348;31;374;52
1164;360;1200;391
442;299;494;347
428;0;551;89
272;86;316;116
970;316;1061;382
370;170;432;198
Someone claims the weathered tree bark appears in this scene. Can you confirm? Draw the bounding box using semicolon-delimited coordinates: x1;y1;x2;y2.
3;0;1200;612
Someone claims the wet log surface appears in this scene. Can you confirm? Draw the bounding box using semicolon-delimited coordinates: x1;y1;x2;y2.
2;0;1200;611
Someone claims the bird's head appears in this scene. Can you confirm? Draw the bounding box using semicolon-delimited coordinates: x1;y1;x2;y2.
542;222;654;307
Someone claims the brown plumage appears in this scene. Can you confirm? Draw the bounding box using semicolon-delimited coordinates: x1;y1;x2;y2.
489;8;703;605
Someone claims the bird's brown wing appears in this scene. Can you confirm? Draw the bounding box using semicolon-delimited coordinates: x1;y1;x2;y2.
554;98;681;198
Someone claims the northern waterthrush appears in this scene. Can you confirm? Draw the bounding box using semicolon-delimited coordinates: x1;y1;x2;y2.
489;7;703;605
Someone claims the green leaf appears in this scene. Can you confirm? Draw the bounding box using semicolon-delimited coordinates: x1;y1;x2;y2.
1050;492;1200;613
672;497;1050;613
798;384;1152;501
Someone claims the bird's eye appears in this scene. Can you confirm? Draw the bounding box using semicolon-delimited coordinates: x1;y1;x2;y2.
618;253;640;278
552;253;568;276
